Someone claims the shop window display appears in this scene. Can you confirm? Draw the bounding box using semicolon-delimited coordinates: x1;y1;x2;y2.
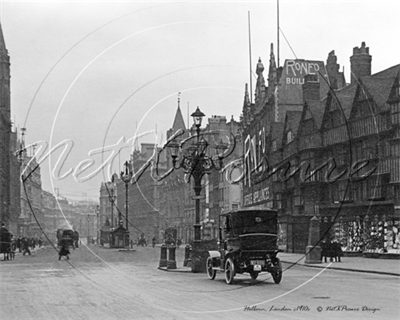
344;220;363;252
385;220;400;253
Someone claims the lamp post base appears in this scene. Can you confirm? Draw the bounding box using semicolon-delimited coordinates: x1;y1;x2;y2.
124;233;130;249
305;245;322;264
189;239;218;273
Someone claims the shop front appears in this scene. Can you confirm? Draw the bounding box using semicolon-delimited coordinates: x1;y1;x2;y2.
320;202;399;257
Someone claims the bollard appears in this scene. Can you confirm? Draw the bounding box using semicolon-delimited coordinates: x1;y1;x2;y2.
183;244;191;267
159;244;168;268
305;216;322;264
167;245;177;269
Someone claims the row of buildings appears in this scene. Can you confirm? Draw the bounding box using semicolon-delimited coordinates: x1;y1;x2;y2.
99;104;242;243
99;41;399;255
241;42;399;253
0;23;99;241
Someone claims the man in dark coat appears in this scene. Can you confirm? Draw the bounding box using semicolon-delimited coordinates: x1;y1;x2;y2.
59;238;71;260
22;237;31;256
73;230;79;248
332;240;343;262
17;236;22;252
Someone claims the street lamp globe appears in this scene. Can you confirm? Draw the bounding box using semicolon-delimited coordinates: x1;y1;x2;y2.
168;140;180;159
191;107;205;128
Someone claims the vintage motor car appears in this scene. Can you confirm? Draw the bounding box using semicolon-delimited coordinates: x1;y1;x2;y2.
206;209;283;284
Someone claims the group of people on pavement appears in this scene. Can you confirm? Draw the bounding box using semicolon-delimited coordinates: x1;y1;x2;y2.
321;238;343;262
16;236;43;254
1;223;45;259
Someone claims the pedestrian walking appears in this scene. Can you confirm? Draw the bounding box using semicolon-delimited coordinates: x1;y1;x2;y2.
22;237;31;256
58;237;70;260
17;236;22;252
152;237;156;248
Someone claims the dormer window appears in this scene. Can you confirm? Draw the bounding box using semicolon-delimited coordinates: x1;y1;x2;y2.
287;131;294;143
396;79;400;97
391;102;400;125
271;140;277;152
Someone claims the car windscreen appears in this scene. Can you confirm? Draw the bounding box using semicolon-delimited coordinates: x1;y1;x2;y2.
231;211;277;235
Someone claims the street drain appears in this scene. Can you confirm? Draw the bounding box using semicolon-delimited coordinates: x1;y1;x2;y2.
312;297;331;299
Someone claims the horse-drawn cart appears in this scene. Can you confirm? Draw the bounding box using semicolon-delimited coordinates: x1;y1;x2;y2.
56;229;75;260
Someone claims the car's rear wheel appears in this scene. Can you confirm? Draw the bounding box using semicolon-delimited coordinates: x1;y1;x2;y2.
272;258;282;284
225;258;235;284
206;257;216;280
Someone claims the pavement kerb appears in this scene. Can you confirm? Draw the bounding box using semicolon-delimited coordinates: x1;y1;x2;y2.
280;260;400;277
158;265;193;273
158;263;400;276
156;256;400;276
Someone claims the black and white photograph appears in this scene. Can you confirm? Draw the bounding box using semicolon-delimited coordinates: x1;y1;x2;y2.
0;0;399;319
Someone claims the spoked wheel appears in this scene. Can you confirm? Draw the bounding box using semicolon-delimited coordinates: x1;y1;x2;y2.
250;271;259;280
225;258;235;284
272;258;282;284
206;257;216;280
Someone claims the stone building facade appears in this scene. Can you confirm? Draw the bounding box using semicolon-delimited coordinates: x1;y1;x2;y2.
241;42;399;254
0;23;12;227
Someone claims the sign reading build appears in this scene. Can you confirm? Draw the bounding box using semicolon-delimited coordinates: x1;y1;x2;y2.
277;59;329;117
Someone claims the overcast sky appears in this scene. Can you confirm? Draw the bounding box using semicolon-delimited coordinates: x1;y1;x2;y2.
1;0;399;201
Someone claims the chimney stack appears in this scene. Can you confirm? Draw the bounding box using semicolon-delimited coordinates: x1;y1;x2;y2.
302;74;320;101
350;42;372;85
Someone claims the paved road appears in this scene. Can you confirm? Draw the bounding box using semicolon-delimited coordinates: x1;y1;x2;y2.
0;245;399;319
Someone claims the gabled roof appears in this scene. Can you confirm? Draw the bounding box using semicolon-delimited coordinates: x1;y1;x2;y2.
360;77;396;112
269;122;285;147
349;65;399;117
285;110;303;135
330;84;357;119
305;100;325;129
0;23;7;54
171;106;186;131
371;64;400;78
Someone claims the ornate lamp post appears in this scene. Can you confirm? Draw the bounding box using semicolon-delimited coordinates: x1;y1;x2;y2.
120;161;133;246
96;205;100;245
168;107;229;272
86;214;90;245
